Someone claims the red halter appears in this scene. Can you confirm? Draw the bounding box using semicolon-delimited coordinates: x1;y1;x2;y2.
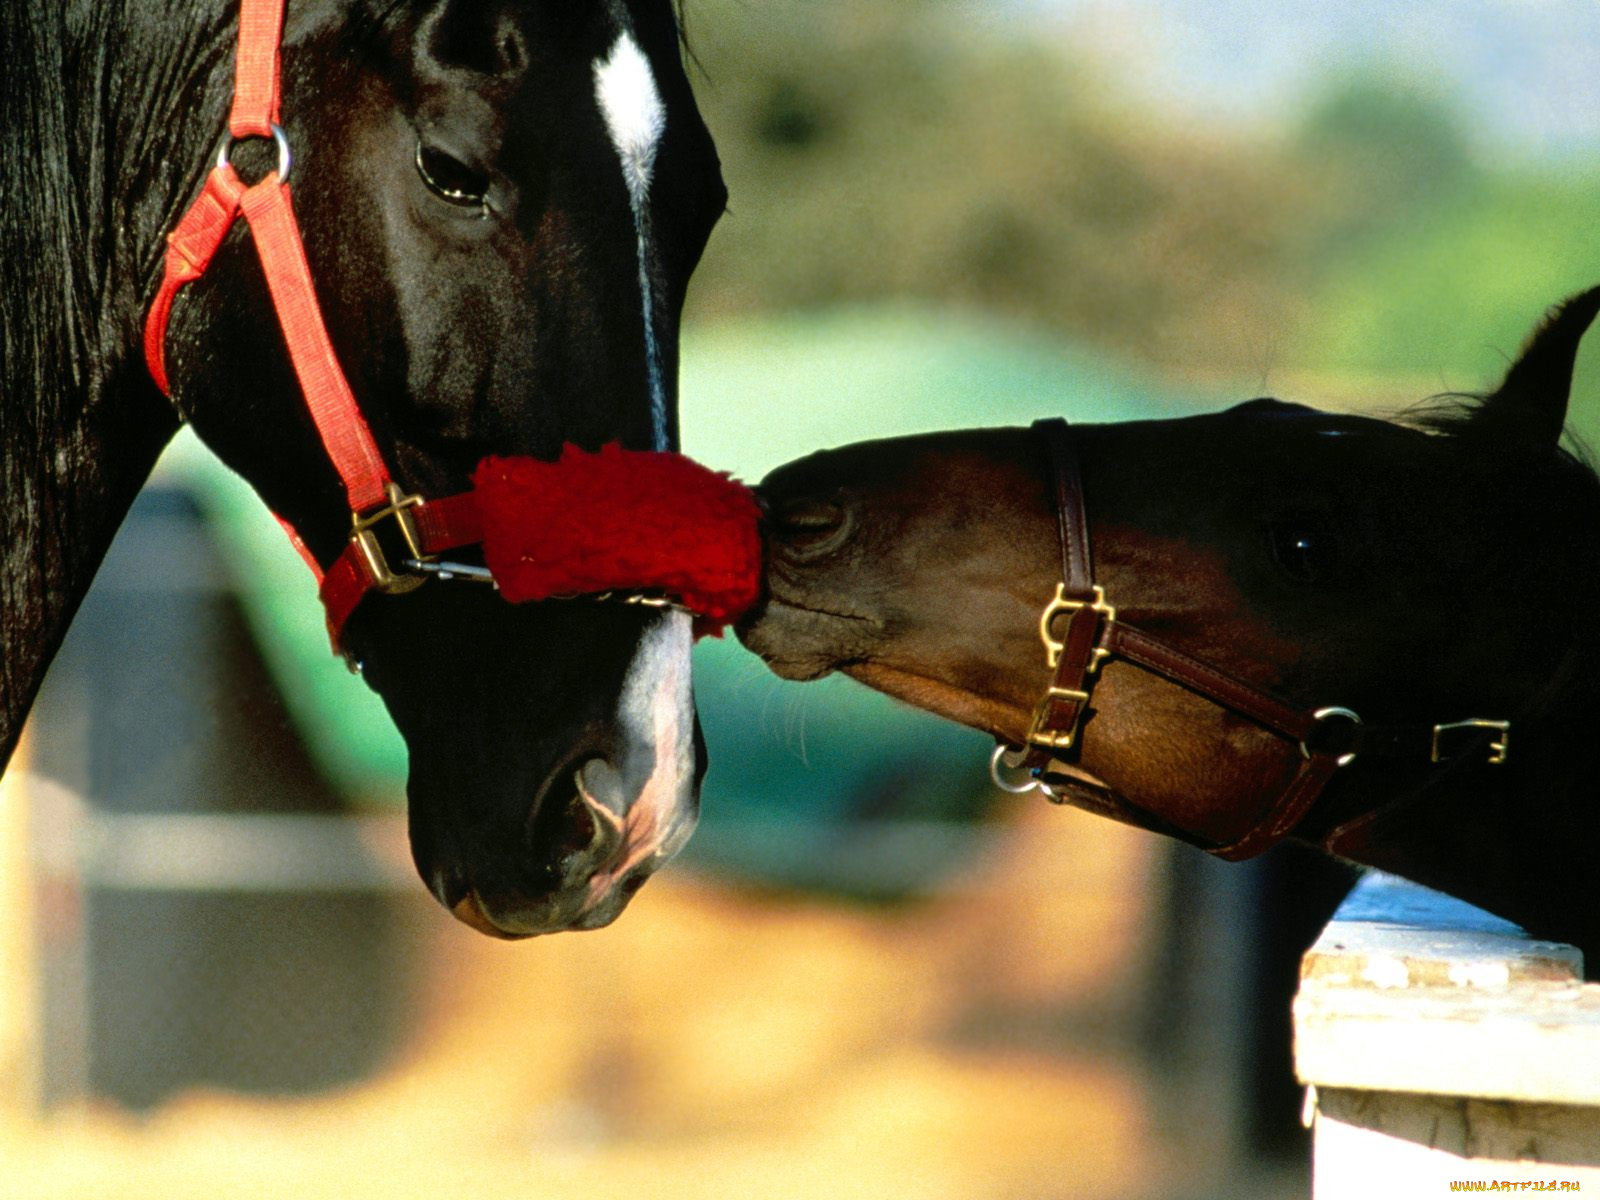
144;0;483;646
144;0;760;650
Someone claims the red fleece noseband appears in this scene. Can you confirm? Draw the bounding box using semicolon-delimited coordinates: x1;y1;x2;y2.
473;445;763;631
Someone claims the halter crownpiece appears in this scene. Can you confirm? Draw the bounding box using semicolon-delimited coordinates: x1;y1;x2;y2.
996;417;1513;862
145;0;761;649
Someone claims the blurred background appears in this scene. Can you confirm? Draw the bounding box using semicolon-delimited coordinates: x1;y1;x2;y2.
4;1;1597;1196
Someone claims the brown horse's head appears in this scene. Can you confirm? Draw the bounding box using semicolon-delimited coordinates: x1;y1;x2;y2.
740;288;1600;945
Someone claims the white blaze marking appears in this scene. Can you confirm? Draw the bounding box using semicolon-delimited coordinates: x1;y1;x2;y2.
580;610;698;915
593;32;670;450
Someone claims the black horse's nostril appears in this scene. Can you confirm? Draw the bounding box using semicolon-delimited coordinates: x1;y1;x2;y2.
429;863;471;911
768;496;853;562
522;755;604;894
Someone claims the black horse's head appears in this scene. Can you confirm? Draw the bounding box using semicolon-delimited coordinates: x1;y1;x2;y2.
163;1;725;935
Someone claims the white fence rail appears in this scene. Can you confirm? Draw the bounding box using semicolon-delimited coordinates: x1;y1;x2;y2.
1295;872;1600;1192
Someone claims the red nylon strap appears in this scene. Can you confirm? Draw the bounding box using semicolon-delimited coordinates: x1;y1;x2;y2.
231;0;284;137
145;168;248;393
276;513;325;583
144;0;430;651
413;492;485;550
320;555;373;649
236;180;392;515
146;0;289;389
319;492;485;646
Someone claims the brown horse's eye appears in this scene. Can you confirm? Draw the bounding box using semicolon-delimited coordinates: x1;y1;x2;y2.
1268;522;1335;584
415;143;490;211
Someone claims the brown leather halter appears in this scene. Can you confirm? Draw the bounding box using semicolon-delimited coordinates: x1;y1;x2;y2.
992;417;1512;861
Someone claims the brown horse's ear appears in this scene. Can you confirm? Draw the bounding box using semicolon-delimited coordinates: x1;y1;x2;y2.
1473;285;1600;447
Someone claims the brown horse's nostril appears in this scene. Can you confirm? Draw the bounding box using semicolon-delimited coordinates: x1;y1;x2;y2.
769;496;853;562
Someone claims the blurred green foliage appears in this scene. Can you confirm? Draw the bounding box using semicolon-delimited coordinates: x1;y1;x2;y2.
683;0;1330;371
682;0;1599;425
1292;170;1600;436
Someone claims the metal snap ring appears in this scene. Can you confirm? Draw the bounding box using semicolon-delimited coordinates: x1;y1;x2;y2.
990;745;1072;804
1300;706;1362;767
989;744;1040;795
217;122;293;184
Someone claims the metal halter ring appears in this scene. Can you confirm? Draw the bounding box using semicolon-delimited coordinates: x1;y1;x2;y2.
989;744;1066;803
218;122;293;184
1300;706;1363;767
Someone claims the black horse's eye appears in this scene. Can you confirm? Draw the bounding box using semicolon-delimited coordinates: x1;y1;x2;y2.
415;143;490;211
1268;522;1335;584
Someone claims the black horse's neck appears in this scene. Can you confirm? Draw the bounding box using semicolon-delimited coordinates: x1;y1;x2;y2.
0;2;240;769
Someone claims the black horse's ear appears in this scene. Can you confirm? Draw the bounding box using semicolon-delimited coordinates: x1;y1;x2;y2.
1473;285;1600;447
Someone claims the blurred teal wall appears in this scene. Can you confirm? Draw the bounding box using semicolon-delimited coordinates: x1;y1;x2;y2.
162;309;1203;892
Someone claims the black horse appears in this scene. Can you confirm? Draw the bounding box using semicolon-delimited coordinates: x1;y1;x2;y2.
742;288;1600;959
1;1;727;936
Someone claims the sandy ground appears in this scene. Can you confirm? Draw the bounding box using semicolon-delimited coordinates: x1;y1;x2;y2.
0;784;1253;1200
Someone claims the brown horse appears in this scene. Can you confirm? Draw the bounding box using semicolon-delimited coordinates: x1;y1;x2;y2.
740;287;1600;959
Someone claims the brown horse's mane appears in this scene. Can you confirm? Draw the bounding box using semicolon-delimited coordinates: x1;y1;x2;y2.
1393;394;1600;573
1400;392;1597;468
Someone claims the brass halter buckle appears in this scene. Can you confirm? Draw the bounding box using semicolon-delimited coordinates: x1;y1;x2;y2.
351;483;429;595
1039;583;1115;670
1431;718;1511;766
1025;686;1093;753
1026;584;1117;754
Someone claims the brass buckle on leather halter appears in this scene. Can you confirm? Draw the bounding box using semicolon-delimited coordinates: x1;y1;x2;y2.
1026;686;1093;752
1039;584;1115;670
1430;718;1511;765
351;483;429;595
1026;584;1118;753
